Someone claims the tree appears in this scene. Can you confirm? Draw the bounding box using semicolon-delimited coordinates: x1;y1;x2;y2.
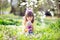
0;0;10;14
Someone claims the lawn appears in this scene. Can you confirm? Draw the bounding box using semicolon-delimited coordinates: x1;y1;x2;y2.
0;14;60;40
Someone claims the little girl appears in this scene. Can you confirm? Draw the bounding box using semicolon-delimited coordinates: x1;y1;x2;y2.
24;10;34;34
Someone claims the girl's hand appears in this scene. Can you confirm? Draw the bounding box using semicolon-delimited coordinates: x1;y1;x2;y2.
26;21;32;26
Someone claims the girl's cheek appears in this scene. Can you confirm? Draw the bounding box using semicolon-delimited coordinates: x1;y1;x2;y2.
27;18;30;20
27;19;30;21
27;18;29;21
27;17;33;21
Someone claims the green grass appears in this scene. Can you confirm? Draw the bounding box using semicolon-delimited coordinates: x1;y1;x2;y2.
0;14;22;26
0;14;60;40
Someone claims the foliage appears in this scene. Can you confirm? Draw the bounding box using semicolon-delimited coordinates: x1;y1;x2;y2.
0;0;10;10
0;14;22;26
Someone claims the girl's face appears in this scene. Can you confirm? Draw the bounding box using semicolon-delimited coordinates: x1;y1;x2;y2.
27;16;33;21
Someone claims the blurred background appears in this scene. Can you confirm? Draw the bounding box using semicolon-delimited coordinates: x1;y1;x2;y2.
0;0;60;16
0;0;60;40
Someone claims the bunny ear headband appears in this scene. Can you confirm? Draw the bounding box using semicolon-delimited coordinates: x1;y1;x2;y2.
25;7;33;14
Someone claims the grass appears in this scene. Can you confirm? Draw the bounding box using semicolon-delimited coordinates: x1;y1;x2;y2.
0;14;22;26
0;14;60;40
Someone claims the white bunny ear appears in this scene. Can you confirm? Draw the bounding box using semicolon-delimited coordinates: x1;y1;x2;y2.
25;7;33;14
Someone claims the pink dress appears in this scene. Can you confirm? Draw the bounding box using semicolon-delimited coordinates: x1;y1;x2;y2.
26;21;33;34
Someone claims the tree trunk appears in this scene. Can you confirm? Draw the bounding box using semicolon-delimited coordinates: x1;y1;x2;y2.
10;0;16;15
57;0;60;17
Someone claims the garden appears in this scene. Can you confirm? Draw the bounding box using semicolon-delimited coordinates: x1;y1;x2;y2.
0;0;60;40
0;14;60;40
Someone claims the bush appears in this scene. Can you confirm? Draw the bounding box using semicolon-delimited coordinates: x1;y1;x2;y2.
0;14;22;26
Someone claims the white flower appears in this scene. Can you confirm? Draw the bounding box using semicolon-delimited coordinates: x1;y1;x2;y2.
20;2;26;6
34;14;36;16
34;5;37;7
30;2;33;6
